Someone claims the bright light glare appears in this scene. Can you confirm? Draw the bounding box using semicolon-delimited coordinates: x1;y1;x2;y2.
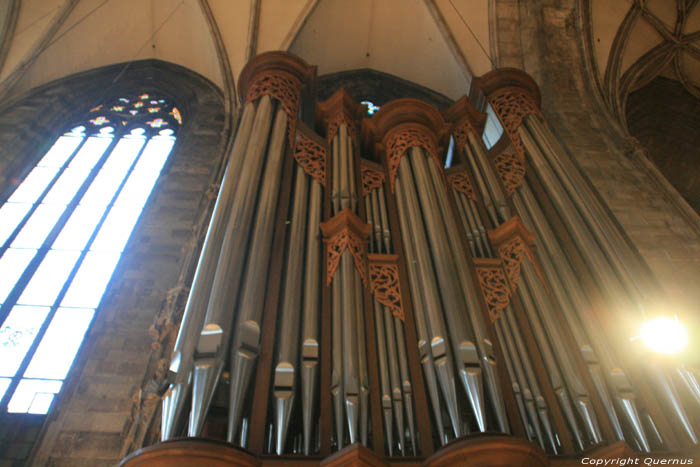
639;317;689;355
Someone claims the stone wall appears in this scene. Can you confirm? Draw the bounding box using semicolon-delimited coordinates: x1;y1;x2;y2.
0;60;227;466
627;76;700;214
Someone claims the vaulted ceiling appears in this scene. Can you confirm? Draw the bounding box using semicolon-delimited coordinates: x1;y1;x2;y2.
589;0;700;125
0;0;495;106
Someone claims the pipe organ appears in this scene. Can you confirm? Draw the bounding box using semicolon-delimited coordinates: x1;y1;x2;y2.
123;53;700;466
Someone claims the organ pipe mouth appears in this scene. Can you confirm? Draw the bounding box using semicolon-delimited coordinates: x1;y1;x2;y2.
637;316;689;355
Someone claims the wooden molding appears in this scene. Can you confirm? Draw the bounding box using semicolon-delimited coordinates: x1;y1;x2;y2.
474;68;542;108
361;98;450;161
442;96;487;150
320;209;371;286
119;438;260;467
424;434;549;466
316;87;364;146
237;51;316;105
320;443;389;467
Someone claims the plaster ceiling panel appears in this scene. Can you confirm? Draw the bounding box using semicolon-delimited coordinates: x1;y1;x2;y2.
435;0;492;76
1;0;67;82
590;0;630;80
290;0;468;100
619;19;664;77
646;0;677;29
15;0;153;96
209;0;251;86
150;0;223;89
682;54;700;87
686;5;700;31
257;0;316;53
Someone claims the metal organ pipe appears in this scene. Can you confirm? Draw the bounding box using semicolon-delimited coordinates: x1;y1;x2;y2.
425;156;509;434
395;165;463;440
394;176;449;444
326;121;370;449
519;122;698;446
162;100;257;440
301;179;322;455
273;164;309;454
407;147;488;433
189;95;276;437
226;104;289;443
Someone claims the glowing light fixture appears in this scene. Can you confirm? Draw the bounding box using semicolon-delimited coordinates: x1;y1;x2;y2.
639;316;688;355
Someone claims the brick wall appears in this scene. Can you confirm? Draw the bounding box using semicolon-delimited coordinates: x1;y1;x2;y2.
627;76;700;214
0;60;226;466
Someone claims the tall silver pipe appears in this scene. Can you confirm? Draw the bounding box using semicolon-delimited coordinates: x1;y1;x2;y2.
520;260;602;444
273;166;310;454
494;320;541;446
301;180;322;454
517;124;634;316
162;101;257;440
407;148;487;433
394;316;417;453
370;190;383;253
348;136;358;211
226;105;289;443
366;188;398;454
395;175;449;443
383;305;406;454
502;309;558;453
453;191;478;257
374;299;395;455
377;186;392;254
426;156;509;433
355;265;370;446
331;135;340;214
524;118;698;446
339;125;351;211
395;166;462;439
517;279;585;450
514;185;627;442
523;117;651;298
189;96;275;436
462;142;499;225
341;250;360;445
375;183;415;453
331;274;344;448
518;126;689;446
468;133;510;222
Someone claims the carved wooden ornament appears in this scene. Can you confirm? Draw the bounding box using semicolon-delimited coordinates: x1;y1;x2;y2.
361;159;385;197
383;123;440;192
494;149;526;196
474;258;511;322
446;167;477;201
452;116;478;151
320;209;371;286
488;216;540;290
294;128;326;186
326;109;359;147
245;70;303;145
368;253;404;321
489;87;542;159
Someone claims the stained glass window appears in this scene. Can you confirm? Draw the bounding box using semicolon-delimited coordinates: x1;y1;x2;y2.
361;100;380;115
0;92;182;414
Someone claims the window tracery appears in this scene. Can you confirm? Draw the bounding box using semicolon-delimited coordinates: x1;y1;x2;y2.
0;92;180;415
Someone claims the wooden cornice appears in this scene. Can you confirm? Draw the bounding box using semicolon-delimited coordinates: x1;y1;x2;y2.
237;51;316;104
361;97;450;156
441;95;487;134
488;215;535;247
474;67;542;109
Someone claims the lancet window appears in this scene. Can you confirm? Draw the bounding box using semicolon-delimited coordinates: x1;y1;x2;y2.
0;93;181;414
